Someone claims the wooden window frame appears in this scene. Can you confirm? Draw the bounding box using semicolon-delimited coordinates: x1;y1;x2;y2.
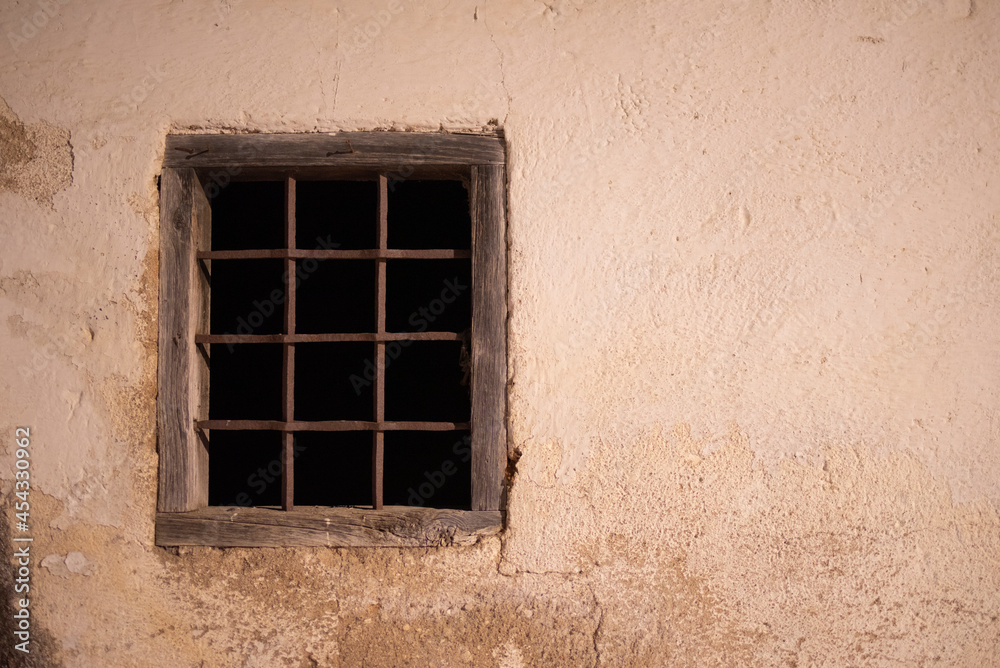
154;132;507;547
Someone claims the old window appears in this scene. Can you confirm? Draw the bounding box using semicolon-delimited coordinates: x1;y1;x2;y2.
155;133;507;547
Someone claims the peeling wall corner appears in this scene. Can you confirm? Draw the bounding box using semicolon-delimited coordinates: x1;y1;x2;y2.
0;96;72;207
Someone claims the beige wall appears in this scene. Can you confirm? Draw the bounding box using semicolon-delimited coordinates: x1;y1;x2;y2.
1;0;998;665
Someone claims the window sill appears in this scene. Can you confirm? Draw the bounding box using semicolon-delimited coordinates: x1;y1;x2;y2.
155;505;503;548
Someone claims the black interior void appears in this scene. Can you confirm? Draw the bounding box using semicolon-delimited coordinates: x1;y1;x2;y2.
208;430;281;506
295;260;375;333
385;259;471;332
294;343;373;421
387;180;471;249
384;431;472;509
296;180;377;250
210;259;286;336
293;431;372;506
207;178;475;507
384;341;470;423
210;181;285;250
209;343;283;421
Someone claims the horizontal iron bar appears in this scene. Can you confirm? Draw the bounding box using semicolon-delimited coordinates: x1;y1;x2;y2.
196;332;464;343
197;249;470;260
197;420;470;432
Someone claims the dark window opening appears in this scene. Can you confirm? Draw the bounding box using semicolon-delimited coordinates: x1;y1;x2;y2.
211;181;285;250
296;180;377;250
205;178;473;510
293;432;372;506
384;431;472;509
296;260;375;333
386;259;471;333
294;343;373;421
384;341;470;423
208;430;281;506
388;180;471;249
209;344;283;421
210;259;286;336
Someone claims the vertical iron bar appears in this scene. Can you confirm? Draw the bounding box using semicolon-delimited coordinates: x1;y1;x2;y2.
373;174;388;509
282;177;296;511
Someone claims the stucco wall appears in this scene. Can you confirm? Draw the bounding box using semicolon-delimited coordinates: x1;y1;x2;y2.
1;0;998;665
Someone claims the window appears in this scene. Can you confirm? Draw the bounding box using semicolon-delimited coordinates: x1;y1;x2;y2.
155;132;507;547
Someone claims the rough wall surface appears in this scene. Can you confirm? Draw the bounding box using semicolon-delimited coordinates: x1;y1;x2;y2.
1;0;998;666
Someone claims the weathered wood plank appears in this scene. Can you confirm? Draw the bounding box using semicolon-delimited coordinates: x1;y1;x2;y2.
155;506;503;547
282;176;296;511
190;170;212;506
470;165;508;512
373;174;388;510
195;164;468;183
165;132;504;169
158;168;210;512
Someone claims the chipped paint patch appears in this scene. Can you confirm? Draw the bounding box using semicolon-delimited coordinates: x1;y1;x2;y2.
41;552;98;578
0;97;71;207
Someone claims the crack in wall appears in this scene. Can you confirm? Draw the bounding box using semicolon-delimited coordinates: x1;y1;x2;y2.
587;581;604;666
330;9;342;120
483;14;512;126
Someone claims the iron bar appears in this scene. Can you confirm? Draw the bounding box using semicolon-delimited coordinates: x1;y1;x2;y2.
197;248;470;260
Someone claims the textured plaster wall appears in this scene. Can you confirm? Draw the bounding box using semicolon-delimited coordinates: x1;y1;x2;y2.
0;0;998;666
